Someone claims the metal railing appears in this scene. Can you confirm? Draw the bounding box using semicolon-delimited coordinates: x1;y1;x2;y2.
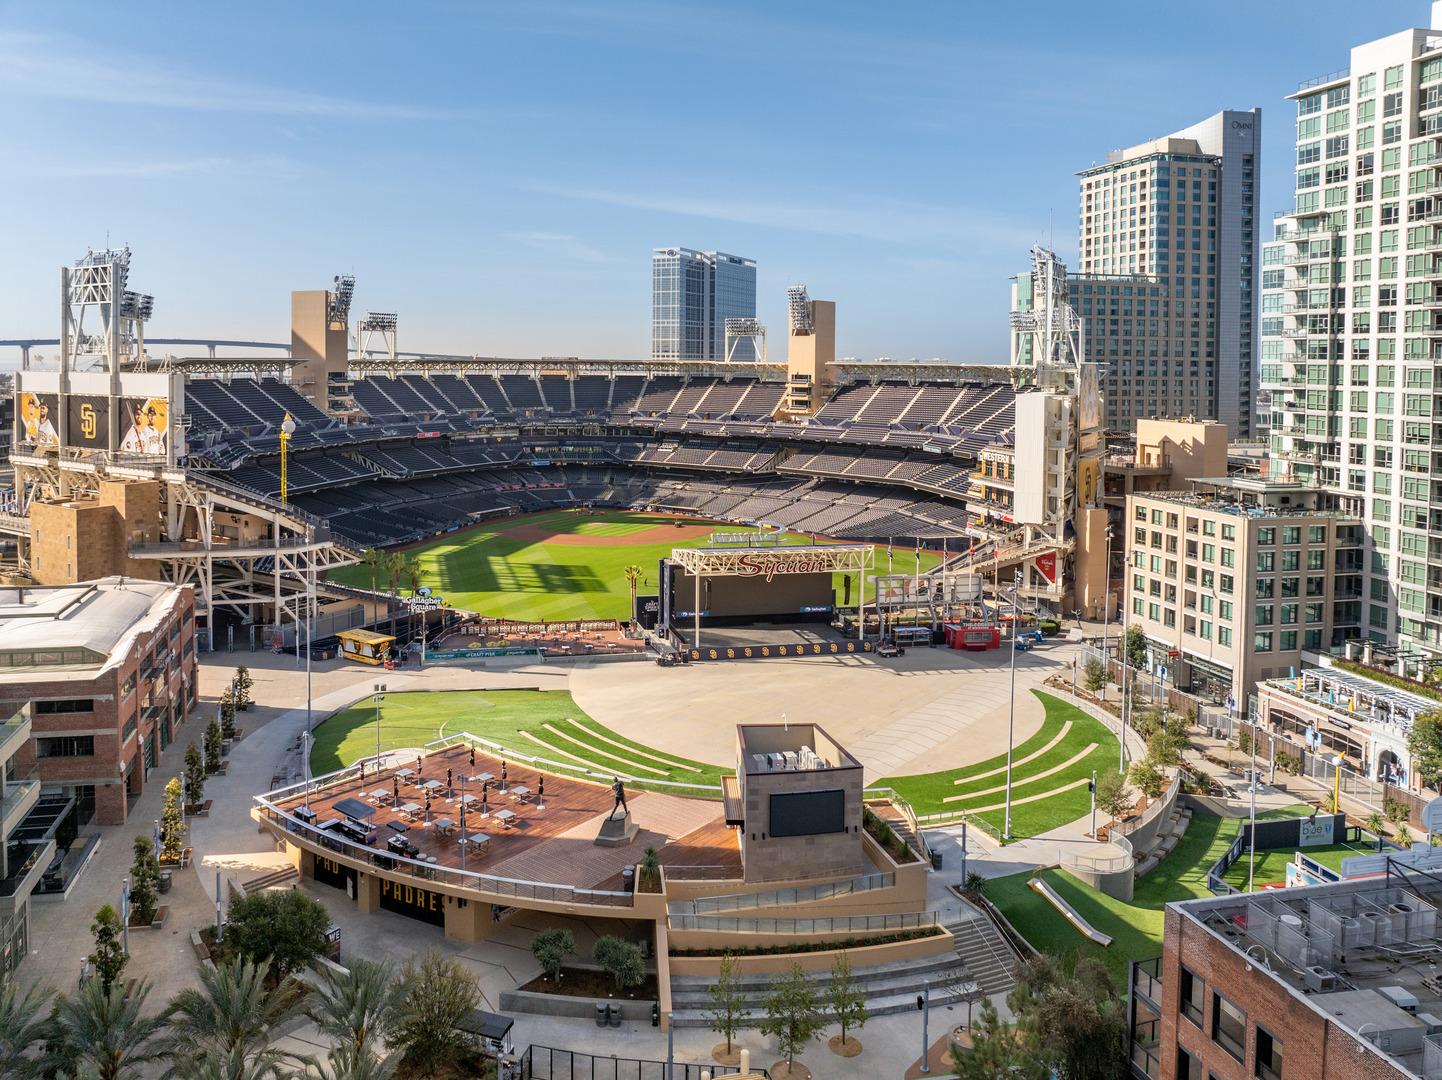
668;871;896;915
253;800;634;908
668;910;937;935
521;1044;766;1079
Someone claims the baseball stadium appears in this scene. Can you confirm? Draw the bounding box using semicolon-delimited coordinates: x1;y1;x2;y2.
1;250;1121;1038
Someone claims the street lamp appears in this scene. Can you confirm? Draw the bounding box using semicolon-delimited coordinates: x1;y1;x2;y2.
278;413;296;503
1101;525;1113;701
373;683;387;766
1003;568;1023;840
1329;753;1344;815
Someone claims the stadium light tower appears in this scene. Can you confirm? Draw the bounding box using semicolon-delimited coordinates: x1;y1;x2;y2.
358;312;398;360
279;413;296;503
724;317;765;362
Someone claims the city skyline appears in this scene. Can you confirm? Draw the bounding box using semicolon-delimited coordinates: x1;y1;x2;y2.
0;2;1421;364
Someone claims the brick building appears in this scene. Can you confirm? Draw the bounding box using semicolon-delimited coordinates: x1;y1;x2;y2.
0;580;197;826
1131;873;1442;1079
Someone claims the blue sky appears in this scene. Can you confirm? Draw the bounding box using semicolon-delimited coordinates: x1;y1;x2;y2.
0;1;1421;362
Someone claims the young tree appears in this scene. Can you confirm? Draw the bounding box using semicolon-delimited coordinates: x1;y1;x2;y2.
530;928;574;983
1409;710;1442;789
1010;954;1128;1080
1398;822;1415;847
1122;624;1148;671
223;890;331;978
233;666;253;711
159;778;186;865
591;936;645;994
705;952;748;1059
204;718;224;775
184;745;206;811
1366;810;1388;851
128;836;160;927
623;564;643;625
88;905;128;996
638;847;661;892
827;954;868;1054
386;952;479;1076
1083;657;1109;696
759;962;824;1072
1094;770;1132;823
218;691;237;740
952;997;1042;1080
1129;760;1165;801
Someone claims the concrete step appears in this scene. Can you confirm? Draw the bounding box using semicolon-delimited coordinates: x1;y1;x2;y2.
670;957;972;1009
946;916;1019;998
671;951;964;998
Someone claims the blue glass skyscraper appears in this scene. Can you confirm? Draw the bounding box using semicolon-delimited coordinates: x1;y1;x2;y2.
651;248;756;360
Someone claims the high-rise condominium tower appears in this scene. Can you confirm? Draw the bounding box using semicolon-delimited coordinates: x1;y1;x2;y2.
1070;110;1260;434
651;248;757;361
1264;1;1442;657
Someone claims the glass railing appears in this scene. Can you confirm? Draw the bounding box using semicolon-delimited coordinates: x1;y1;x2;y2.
0;713;29;764
0;838;53;898
1132;956;1163;1006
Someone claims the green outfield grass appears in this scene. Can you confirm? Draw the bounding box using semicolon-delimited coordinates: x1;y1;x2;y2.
328;508;943;622
987;805;1316;986
308;688;728;793
880;691;1120;839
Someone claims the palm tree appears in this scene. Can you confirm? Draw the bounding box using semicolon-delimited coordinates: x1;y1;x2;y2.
43;979;167;1080
383;553;404;595
0;980;52;1079
400;556;423;594
170;1045;294;1080
360;549;381;595
305;1046;396;1080
161;958;305;1079
623;564;643;626
306;957;396;1066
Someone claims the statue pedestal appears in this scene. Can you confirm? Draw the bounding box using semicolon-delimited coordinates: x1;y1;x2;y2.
594;811;638;847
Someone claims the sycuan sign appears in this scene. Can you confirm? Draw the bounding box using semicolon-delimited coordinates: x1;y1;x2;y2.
734;550;854;580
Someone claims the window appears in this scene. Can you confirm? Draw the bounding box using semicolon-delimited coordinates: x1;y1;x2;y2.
1254;632;1274;653
1212;992;1246;1059
1182;963;1205;1026
1256;551;1276;572
1176;1046;1202;1080
32;698;95;714
1255;1027;1283;1080
35;735;95;758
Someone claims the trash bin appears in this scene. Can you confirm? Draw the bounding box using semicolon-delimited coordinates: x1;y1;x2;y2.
930;849;943;871
607;1002;622;1027
159;870;173;894
595;1003;607;1027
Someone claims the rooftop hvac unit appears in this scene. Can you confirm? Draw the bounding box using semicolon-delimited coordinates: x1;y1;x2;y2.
1304;966;1339;993
1379;985;1419;1013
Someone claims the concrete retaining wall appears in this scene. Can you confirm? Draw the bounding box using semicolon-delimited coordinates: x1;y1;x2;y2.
499;988;656;1021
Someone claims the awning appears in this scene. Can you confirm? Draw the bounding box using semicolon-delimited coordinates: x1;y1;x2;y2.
333;797;375;823
456;1009;514;1041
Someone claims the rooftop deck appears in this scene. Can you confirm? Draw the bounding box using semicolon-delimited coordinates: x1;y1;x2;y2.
265;743;740;898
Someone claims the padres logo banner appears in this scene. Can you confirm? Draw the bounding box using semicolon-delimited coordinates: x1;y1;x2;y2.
66;395;111;451
688;641;872;662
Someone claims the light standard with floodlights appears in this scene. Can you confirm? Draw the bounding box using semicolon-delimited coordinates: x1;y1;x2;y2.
373;683;387;766
278;413;295;503
1003;567;1023;840
1101;524;1113;701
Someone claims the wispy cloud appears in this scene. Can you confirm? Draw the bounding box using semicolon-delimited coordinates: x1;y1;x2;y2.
0;30;440;119
30;156;306;180
532;182;1041;254
509;231;615;264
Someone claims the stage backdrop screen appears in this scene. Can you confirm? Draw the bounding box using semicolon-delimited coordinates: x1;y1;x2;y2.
768;789;845;837
66;395;110;451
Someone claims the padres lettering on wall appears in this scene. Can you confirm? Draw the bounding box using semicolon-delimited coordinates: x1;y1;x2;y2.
378;878;447;926
314;855;357;893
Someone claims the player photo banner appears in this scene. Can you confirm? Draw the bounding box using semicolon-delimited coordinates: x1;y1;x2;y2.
118;397;169;456
66;395;111;451
15;392;59;448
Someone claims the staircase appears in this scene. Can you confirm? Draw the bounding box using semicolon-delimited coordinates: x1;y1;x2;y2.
1134;805;1194;878
945;912;1020;997
669;951;978;1028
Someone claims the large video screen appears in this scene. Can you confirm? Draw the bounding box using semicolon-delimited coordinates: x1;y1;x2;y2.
15;392;59;447
768;789;845;837
66;395;110;451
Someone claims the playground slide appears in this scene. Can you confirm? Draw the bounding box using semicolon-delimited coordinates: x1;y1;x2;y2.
1027;877;1113;947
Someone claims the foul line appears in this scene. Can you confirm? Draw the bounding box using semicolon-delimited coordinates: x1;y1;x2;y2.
943;744;1099;805
952;721;1073;786
564;717;702;773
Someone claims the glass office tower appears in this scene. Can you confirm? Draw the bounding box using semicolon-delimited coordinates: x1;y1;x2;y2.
652;248;756;360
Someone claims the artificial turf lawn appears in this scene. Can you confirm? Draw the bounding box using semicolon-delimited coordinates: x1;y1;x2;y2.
1220;839;1380;889
308;688;728;791
880;691;1120;839
328;508;942;622
986;805;1315;987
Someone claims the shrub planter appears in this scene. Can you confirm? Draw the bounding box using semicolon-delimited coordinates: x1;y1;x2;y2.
128;905;168;930
186;800;213;818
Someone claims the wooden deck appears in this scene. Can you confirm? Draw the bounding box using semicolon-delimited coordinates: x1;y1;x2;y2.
274;744;738;890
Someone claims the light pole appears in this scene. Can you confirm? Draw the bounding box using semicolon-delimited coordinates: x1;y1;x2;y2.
373;682;387;765
918;981;932;1074
278;413;295;503
1248;727;1258;893
1003;568;1022;841
1100;525;1113;700
1329;753;1344;815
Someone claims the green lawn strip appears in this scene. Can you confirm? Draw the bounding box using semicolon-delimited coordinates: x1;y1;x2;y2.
881;692;1115;817
330;508;942;621
557;716;716;775
308;689;729;796
537;719;725;787
526;724;674;779
970;739;1119;837
1221;839;1380;889
987;805;1320;986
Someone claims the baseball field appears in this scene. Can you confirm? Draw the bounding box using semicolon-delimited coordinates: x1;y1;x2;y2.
330;508;943;622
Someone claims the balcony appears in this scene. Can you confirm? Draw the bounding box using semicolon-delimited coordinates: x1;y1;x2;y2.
1132;956;1162;1009
0;837;55;913
1129;1018;1161;1080
0;711;31;767
1;780;41;841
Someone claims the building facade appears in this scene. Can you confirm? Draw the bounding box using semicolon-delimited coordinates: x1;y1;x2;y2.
0;580;198;827
1070;110;1260;436
651;248;757;361
1125;478;1363;707
1263;3;1442;659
